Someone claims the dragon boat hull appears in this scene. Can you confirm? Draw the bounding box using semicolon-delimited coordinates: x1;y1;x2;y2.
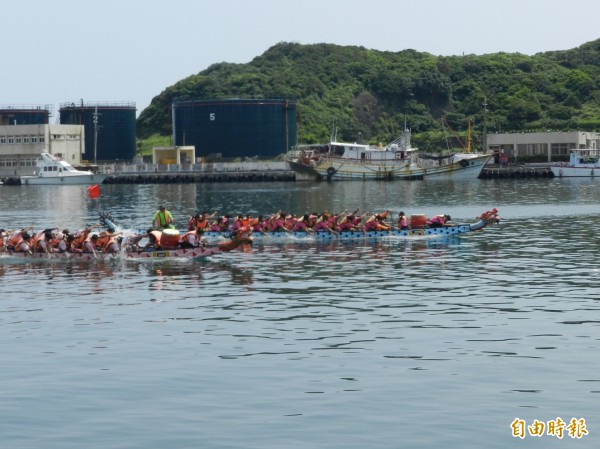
0;246;227;262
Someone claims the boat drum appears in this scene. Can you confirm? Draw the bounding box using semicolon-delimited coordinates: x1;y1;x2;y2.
161;229;180;249
410;214;427;228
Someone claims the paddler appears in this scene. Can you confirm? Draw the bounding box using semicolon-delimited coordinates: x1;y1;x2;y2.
179;228;206;248
6;227;33;251
187;213;202;231
14;232;34;255
33;229;56;254
292;215;312;233
338;209;367;231
427;214;451;228
397;211;409;230
50;230;69;253
70;225;96;251
96;228;122;253
144;229;163;250
364;211;391;232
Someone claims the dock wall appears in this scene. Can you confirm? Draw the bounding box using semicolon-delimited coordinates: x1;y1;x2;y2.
0;162;557;185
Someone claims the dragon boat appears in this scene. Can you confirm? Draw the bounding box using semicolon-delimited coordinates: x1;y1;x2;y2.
200;209;500;241
1;216;252;262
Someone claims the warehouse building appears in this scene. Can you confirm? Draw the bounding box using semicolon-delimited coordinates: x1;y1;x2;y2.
0;124;85;176
486;131;600;163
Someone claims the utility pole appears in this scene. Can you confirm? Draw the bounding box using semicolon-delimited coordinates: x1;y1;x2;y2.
93;107;100;164
483;98;488;153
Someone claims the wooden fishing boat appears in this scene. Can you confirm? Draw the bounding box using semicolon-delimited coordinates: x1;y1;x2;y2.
288;128;492;181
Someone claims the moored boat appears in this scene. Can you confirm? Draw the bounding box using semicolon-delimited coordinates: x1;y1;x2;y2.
20;152;108;185
550;148;600;177
288;128;492;181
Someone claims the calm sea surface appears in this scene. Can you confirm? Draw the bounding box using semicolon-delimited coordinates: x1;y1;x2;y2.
1;178;599;449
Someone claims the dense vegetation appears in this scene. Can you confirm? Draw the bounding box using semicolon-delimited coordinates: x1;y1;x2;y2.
137;40;600;152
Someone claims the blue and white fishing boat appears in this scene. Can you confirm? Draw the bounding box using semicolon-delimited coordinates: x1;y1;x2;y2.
550;148;600;177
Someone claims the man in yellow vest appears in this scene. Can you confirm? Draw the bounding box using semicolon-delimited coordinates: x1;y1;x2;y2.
152;205;174;230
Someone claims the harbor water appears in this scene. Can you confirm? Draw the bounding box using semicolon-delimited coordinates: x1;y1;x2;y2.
1;178;599;448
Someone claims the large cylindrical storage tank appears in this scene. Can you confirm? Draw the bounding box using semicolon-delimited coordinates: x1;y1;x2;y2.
172;98;297;159
59;102;137;162
0;105;51;125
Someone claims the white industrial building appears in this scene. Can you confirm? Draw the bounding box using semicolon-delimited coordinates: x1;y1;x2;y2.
0;124;85;176
486;131;600;163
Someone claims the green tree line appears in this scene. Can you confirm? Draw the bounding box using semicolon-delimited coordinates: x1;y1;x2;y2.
137;40;600;152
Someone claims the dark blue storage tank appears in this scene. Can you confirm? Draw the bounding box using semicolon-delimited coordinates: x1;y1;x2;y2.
59;102;137;162
172;98;297;159
0;105;52;125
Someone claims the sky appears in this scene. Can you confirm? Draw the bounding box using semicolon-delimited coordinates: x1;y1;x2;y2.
3;0;600;118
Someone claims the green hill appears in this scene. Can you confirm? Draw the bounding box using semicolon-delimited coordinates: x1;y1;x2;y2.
137;40;600;152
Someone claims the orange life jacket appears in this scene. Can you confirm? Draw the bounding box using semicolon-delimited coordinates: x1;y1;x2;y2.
96;234;111;249
7;232;23;248
35;238;49;252
196;219;210;230
72;230;91;249
148;230;162;247
15;240;31;252
103;236;119;252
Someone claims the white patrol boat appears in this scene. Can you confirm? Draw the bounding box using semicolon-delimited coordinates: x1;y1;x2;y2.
20;152;108;185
